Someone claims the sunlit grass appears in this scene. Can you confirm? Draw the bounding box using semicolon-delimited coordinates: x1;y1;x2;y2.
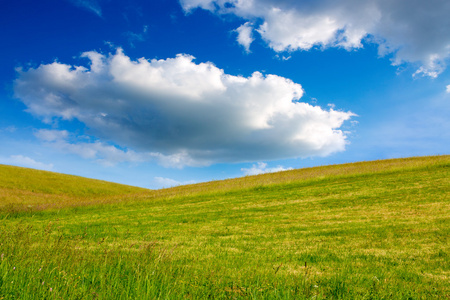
0;155;449;299
0;164;149;211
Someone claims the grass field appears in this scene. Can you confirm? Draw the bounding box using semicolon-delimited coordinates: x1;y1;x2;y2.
0;155;449;299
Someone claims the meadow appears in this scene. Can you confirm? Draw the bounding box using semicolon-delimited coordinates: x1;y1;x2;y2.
0;155;449;299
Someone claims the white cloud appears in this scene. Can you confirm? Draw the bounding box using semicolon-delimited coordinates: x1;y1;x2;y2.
235;22;254;53
180;0;216;12
34;129;208;168
241;162;293;176
180;0;450;77
0;155;54;171
446;85;450;93
34;129;69;142
148;151;207;169
153;176;196;188
34;129;151;167
15;50;354;167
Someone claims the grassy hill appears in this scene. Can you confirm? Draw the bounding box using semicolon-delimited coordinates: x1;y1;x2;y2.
0;164;149;211
0;155;449;299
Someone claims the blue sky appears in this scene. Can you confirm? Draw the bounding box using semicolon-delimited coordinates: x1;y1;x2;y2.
1;0;449;189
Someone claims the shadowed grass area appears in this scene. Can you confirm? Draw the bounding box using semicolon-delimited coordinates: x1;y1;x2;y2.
0;155;449;299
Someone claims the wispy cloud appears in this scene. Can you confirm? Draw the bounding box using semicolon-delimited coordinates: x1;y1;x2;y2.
34;129;150;167
67;0;102;17
241;162;293;176
34;129;204;168
0;126;17;133
124;25;148;48
153;177;196;188
0;155;54;171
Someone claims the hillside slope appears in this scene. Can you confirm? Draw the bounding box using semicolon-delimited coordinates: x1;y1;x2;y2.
0;155;449;299
0;164;149;211
150;154;450;199
1;155;448;212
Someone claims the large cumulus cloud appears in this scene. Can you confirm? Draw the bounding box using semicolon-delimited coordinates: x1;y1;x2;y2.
180;0;450;77
14;50;354;167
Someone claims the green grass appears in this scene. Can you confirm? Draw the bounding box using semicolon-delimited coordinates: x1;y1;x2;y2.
0;155;449;299
0;164;149;212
